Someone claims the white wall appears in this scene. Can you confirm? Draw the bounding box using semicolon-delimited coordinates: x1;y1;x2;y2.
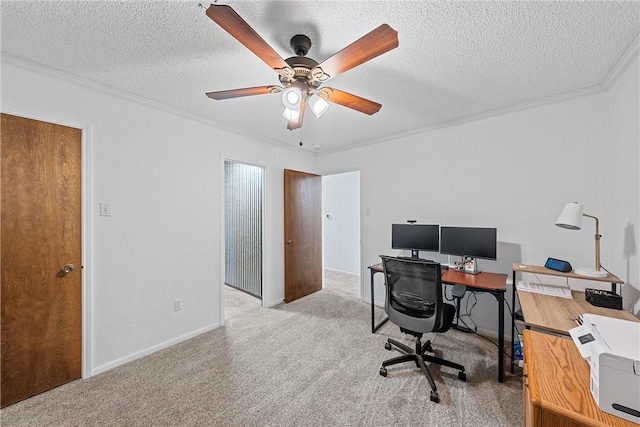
1;56;315;375
604;56;640;314
2;46;637;374
316;54;640;334
322;171;361;275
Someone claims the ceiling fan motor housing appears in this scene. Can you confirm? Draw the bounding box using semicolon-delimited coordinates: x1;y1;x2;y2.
280;56;322;90
290;34;312;56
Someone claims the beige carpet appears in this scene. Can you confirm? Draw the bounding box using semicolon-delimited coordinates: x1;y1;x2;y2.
1;271;522;426
323;269;361;300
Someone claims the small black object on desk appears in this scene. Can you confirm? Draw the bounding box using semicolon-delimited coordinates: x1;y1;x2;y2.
544;257;572;272
585;288;622;310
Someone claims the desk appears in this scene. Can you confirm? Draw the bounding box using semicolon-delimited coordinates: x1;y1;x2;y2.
510;263;633;373
512;263;623;294
368;263;508;382
523;330;638;427
517;290;638;335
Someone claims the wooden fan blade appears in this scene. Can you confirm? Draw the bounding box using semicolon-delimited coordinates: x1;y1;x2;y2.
312;24;398;81
206;86;280;100
206;5;292;75
324;88;382;115
287;99;307;130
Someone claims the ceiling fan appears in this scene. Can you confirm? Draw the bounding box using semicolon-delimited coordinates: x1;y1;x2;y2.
204;4;399;130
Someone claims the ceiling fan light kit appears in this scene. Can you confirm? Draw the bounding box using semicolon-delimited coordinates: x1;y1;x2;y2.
204;4;398;132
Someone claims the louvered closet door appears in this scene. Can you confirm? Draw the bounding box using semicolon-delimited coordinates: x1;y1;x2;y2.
224;161;264;298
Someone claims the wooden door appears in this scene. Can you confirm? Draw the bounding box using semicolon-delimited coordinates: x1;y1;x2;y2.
284;169;322;303
1;114;82;407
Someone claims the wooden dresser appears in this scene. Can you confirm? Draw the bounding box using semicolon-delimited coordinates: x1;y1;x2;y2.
523;330;638;427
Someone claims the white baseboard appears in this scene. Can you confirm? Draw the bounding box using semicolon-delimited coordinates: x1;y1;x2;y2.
324;267;360;276
263;298;284;308
91;323;220;376
475;327;499;341
363;297;384;308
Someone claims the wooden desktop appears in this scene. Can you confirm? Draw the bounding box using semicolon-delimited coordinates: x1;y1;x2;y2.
516;289;638;335
523;330;638;427
511;263;636;372
514;263;639;426
512;263;623;293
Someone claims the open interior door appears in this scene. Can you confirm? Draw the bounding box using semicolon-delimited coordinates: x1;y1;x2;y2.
284;169;322;303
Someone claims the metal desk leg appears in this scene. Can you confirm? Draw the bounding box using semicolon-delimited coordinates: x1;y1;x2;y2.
511;269;516;374
498;290;505;383
370;268;388;333
370;268;376;333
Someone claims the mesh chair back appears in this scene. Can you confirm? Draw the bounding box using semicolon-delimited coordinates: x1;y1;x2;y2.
381;256;443;334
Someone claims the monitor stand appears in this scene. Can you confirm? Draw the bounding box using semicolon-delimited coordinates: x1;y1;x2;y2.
398;250;432;262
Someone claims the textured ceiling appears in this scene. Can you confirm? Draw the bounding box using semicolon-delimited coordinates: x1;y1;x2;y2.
1;1;638;154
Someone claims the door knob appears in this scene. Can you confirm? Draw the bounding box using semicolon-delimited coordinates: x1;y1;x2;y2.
287;240;294;246
61;264;75;274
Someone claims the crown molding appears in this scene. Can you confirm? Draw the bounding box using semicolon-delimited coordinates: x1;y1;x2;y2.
4;39;636;160
601;35;639;91
320;38;640;157
1;53;315;157
321;84;606;156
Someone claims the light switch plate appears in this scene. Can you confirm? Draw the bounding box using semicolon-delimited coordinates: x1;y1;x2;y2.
100;202;112;216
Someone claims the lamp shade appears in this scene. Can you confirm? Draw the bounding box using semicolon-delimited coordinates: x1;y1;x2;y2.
555;202;584;230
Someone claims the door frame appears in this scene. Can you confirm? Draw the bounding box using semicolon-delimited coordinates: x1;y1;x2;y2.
219;155;267;325
321;168;364;300
3;110;94;379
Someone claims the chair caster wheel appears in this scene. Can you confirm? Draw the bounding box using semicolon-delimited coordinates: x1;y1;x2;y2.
430;391;440;403
458;371;467;382
384;342;392;350
380;367;387;377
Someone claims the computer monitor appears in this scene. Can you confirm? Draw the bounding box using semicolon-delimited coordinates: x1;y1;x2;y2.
440;226;497;261
391;223;440;259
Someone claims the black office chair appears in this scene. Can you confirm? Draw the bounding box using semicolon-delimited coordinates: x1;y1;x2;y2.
378;256;466;403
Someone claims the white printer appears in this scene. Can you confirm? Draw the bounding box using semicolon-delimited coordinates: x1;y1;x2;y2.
569;313;640;423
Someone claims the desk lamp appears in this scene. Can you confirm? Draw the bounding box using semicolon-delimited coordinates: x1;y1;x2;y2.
555;202;608;278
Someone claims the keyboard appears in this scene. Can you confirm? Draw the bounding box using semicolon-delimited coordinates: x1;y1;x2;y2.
516;281;573;299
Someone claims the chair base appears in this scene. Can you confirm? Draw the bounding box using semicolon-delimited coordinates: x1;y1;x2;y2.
380;337;466;403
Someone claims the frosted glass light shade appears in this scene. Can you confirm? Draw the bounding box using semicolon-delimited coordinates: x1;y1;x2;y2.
282;107;300;122
308;95;329;118
281;87;302;110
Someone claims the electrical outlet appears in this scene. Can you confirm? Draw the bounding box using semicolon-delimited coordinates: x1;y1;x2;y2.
173;298;182;311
